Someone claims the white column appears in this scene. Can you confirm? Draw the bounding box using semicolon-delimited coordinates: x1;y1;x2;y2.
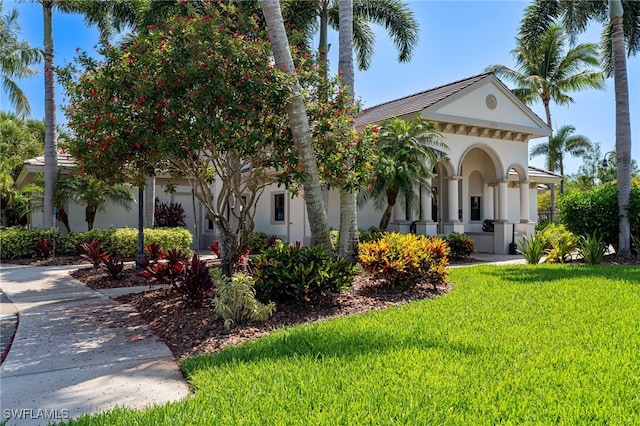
492;184;499;220
423;187;433;222
519;180;530;222
393;200;405;222
498;180;508;221
448;176;460;222
485;184;494;220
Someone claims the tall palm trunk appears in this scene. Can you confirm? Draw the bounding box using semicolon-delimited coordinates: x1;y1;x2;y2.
337;0;358;262
260;0;334;253
43;1;57;229
610;0;632;257
379;189;398;230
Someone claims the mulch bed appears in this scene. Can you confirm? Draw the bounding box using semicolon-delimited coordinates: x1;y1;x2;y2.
3;253;638;363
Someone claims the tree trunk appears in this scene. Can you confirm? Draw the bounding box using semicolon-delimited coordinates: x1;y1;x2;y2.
43;1;57;229
610;0;632;257
56;205;70;232
220;228;238;277
379;203;394;230
318;0;330;77
86;205;96;231
260;0;334;253
337;0;358;262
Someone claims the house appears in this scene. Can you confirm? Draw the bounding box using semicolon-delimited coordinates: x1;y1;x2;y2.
252;73;561;254
17;73;561;254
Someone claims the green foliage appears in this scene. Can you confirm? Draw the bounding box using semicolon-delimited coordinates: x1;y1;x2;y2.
558;183;640;249
109;227;192;258
358;226;387;243
0;226;190;260
358;233;449;288
211;270;276;330
253;242;356;303
516;233;546;264
240;231;269;254
540;223;578;263
577;232;607;265
445;232;476;259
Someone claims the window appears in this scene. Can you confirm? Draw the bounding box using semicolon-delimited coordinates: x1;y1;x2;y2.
470;196;482;221
273;193;285;222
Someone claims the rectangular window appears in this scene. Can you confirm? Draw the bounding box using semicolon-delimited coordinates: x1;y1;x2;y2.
470;196;482;221
274;193;285;222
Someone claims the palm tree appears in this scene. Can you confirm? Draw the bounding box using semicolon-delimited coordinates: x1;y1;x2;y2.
39;0;140;230
0;5;42;118
487;24;605;131
337;0;357;262
261;0;334;253
282;0;419;72
530;124;592;194
360;117;447;230
68;176;134;231
519;0;637;257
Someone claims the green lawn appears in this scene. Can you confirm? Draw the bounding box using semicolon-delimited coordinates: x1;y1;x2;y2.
69;265;640;425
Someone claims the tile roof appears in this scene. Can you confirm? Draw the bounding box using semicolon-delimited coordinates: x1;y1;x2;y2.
23;150;76;168
355;72;493;127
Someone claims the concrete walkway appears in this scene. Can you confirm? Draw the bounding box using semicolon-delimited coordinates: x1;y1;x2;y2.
0;263;189;425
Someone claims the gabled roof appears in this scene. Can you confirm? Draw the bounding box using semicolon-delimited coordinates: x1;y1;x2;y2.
15;150;76;188
355;73;491;127
354;72;551;140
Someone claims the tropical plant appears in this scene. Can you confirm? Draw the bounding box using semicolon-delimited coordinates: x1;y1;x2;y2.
445;232;476;259
530;125;592;194
0;4;42;118
0;112;44;179
540;223;578;264
253;241;356;303
486;24;604;131
78;240;108;268
282;0;419;72
67;176;134;231
174;254;213;308
577;232;607;265
102;254;124;279
33;237;52;258
359;116;447;230
359;233;449;289
154;200;186;228
516;233;546;265
211;270;276;330
519;0;638;257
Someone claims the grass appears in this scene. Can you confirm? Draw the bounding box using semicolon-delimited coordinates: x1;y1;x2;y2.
67;264;640;425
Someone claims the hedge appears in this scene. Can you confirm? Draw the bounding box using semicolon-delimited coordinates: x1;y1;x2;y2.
0;227;192;260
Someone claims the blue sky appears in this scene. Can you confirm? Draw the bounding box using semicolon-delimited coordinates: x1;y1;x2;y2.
3;0;639;175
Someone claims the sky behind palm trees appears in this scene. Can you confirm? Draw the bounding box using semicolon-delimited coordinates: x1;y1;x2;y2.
4;0;639;175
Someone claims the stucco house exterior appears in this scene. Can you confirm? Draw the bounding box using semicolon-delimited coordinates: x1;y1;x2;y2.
17;73;561;254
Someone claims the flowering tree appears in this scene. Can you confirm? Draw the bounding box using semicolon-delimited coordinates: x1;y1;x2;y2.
60;3;301;274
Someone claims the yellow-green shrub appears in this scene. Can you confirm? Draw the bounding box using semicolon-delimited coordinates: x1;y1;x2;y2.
359;232;450;288
106;227;192;257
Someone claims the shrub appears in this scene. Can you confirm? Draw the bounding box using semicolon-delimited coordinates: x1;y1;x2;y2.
110;227;192;258
211;270;275;329
140;248;188;286
0;228;59;259
103;254;124;279
240;231;268;253
174;254;213;308
253;242;356;303
445;232;476;259
517;233;546;265
577;232;607;265
209;241;221;257
359;227;386;243
78;240;108;268
558;183;640;250
482;219;494;233
154;200;186;228
33;237;53;258
540;223;577;263
359;233;449;289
